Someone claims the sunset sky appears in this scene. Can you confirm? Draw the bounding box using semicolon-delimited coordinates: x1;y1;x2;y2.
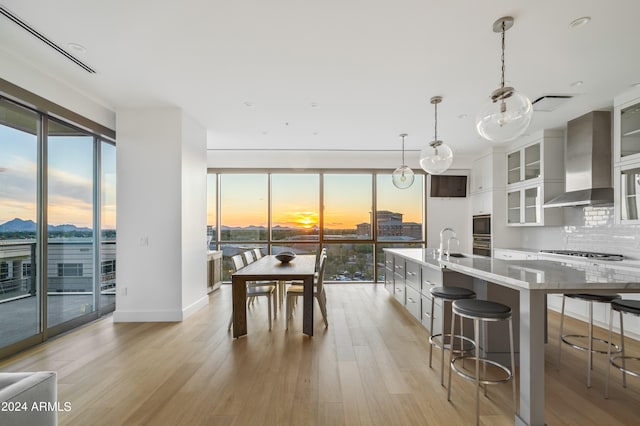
208;173;423;230
0;125;116;229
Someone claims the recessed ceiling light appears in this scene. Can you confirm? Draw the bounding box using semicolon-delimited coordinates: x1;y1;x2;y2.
311;102;319;108
570;80;584;87
312;132;319;135
67;42;87;53
569;17;591;29
243;101;253;107
262;131;268;135
457;114;468;119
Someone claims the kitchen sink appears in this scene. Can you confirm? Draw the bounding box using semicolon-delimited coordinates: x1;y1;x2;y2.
447;253;466;258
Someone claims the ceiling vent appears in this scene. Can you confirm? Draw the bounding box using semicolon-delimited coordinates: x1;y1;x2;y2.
532;95;573;112
0;5;96;74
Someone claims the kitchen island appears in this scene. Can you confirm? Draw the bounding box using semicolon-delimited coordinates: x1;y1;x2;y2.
384;248;640;426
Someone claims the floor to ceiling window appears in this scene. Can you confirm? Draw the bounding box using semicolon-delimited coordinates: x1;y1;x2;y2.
208;171;425;282
47;120;96;327
99;141;116;311
0;93;116;358
0;99;40;348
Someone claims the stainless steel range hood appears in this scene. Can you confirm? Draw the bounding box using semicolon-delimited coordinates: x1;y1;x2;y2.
544;111;613;208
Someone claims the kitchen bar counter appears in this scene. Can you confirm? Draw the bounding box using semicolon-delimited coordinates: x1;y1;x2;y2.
385;248;640;426
387;248;640;292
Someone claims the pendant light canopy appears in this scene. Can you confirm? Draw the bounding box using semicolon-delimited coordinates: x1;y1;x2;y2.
392;133;415;189
476;16;533;143
420;96;453;175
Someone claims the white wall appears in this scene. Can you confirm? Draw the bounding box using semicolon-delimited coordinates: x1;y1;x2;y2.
114;107;208;322
425;170;472;252
181;113;208;315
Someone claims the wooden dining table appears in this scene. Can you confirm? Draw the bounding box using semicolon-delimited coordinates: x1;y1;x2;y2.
231;254;317;337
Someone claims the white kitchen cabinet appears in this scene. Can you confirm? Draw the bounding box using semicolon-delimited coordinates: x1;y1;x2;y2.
471;150;506;194
614;88;640;224
505;130;565;185
507;142;541;184
493;248;538;260
504;130;565;227
506;182;563;226
616;164;640;223
614;91;640;165
471;154;492;193
471;191;492;215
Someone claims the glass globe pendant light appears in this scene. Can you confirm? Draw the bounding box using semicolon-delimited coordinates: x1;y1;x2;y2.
392;133;415;189
420;96;453;175
476;16;533;143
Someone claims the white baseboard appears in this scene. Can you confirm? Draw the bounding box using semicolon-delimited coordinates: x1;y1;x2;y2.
182;295;209;320
112;295;209;322
112;309;184;322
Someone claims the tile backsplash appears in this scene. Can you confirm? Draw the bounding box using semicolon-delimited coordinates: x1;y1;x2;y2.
521;206;640;260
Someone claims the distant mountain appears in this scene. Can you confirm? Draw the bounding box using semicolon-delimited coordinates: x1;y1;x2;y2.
0;218;91;233
0;218;36;232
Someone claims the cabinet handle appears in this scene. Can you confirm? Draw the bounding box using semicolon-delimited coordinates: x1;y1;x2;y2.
423;280;435;286
407;271;416;276
396;287;403;292
424;312;435;319
407;297;416;304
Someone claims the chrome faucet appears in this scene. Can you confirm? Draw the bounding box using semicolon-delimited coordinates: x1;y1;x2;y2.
439;227;456;258
446;236;459;257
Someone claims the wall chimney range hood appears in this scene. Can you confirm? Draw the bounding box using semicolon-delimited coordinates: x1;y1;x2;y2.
544;111;613;208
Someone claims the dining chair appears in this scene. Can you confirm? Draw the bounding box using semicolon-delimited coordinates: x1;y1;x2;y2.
252;248;263;260
287;248;326;308
242;250;255;265
285;253;328;329
228;254;277;331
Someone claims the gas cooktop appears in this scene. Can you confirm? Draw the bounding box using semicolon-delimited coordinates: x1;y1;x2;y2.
539;249;624;261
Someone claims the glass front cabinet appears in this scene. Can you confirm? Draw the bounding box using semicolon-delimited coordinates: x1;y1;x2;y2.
620;167;640;221
505;130;565;226
614;89;640;223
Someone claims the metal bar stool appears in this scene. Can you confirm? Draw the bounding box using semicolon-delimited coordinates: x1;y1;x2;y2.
447;299;517;426
557;293;621;387
429;286;476;386
605;299;640;398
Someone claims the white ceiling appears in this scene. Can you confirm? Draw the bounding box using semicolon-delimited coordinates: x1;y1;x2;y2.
1;0;640;158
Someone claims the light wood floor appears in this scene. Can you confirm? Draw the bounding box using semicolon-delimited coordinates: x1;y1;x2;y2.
1;284;639;425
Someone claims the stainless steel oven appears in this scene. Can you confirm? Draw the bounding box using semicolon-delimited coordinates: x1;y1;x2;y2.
472;214;491;236
472;214;491;256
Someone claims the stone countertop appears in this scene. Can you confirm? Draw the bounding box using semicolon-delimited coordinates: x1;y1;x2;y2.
384;248;640;293
501;247;640;268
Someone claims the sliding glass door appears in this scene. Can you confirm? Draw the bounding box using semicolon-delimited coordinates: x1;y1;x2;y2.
46;119;96;327
0;99;41;348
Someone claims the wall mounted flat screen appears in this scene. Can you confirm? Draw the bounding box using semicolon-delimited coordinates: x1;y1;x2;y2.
430;175;467;198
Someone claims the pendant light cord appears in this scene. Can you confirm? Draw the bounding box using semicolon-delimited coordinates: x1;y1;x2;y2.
500;20;506;91
434;101;438;142
401;134;406;166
